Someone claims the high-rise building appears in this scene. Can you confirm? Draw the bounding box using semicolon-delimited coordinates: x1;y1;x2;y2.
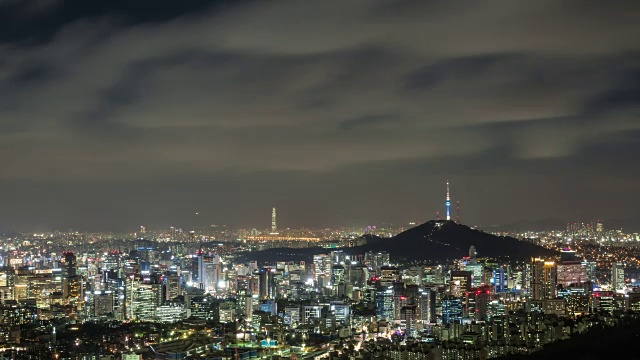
165;275;182;301
131;283;162;322
418;289;436;323
442;296;463;324
494;266;508;293
450;271;472;297
612;262;625;292
259;268;275;300
375;287;394;321
303;305;322;323
465;285;492;321
466;262;484;288
331;265;345;290
94;290;114;317
197;254;221;293
531;258;557;300
271;207;277;233
284;306;301;326
313;254;332;284
244;294;253;322
62;252;77;277
557;261;587;288
401;304;417;337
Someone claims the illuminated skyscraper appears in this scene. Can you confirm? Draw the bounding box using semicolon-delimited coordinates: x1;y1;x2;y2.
612;262;625;292
442;296;463;324
445;181;451;221
197;253;221;293
531;258;557;300
271;207;277;233
63;252;77;277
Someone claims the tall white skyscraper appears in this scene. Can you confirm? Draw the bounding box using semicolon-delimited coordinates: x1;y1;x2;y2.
271;207;277;233
612;262;625;292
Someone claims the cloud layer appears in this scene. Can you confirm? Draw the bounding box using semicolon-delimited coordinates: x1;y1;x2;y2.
0;0;639;231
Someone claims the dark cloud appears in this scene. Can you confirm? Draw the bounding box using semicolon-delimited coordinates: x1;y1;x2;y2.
0;0;639;231
339;114;402;131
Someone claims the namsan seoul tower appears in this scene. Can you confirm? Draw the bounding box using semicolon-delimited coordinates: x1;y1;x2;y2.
445;180;451;221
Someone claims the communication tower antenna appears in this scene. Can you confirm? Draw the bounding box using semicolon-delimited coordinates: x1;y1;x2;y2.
445;180;451;221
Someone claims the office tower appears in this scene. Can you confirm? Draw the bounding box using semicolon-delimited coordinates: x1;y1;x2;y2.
418;289;436;323
130;283;162;322
465;285;492;321
331;265;345;286
466;262;484;288
402;267;423;286
442;296;463;324
401;304;417;337
445;180;451;221
284;306;301;326
62;252;77;277
94;290;114;317
364;251;390;271
591;291;615;313
379;266;401;287
487;300;507;320
197;252;206;290
349;265;368;288
331;302;350;324
165;275;182;301
331;250;346;265
450;271;472;297
612;262;625;292
219;302;236;323
531;258;557;300
557;260;587;288
394;293;409;321
313;254;332;283
260;299;277;315
244;294;253;322
375;287;394;321
259;268;275;300
271;207;277;233
494;266;508;293
188;295;217;321
205;261;222;293
197;253;221;293
303;305;322;323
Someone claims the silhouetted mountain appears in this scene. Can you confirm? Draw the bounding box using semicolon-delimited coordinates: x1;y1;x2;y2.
239;220;555;265
350;220;555;262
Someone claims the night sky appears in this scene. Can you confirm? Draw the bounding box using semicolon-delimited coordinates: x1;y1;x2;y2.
1;0;639;232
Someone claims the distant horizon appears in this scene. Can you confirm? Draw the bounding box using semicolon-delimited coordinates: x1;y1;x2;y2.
2;215;638;234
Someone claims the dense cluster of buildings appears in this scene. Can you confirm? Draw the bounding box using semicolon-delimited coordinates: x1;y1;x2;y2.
1;228;640;360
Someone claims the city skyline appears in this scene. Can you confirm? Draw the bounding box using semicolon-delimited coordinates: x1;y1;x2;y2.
3;2;640;359
0;1;639;231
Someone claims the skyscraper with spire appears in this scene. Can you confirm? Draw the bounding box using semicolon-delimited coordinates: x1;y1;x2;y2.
446;181;451;221
271;207;277;233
